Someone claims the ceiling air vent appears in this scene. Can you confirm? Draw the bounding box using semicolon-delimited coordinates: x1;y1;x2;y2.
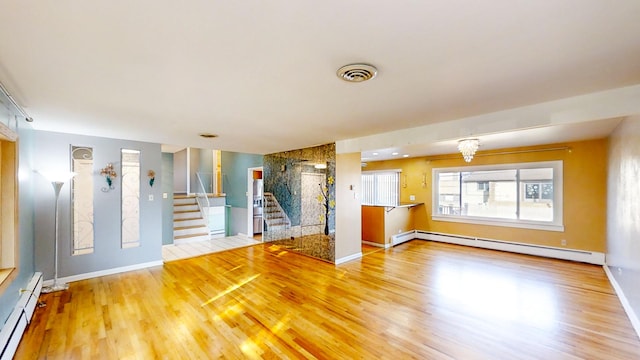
199;133;218;139
337;64;378;82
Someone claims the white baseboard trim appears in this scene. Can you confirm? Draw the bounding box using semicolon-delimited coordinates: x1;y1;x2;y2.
603;265;640;340
415;231;605;265
362;240;391;249
43;260;164;286
335;252;363;265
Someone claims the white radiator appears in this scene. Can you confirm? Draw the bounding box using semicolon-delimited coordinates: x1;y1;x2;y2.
391;231;417;246
0;272;43;359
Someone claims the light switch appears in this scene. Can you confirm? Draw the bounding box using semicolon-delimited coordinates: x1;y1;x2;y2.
148;194;154;201
409;195;415;201
162;193;168;199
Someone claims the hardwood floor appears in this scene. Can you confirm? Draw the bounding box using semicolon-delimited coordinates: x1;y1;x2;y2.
16;241;640;359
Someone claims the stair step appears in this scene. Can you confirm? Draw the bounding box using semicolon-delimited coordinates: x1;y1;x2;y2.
174;194;195;199
174;212;204;220
174;216;203;221
174;232;209;240
171;193;210;243
174;226;209;237
174;217;206;224
174;204;199;211
174;225;206;231
174;198;198;206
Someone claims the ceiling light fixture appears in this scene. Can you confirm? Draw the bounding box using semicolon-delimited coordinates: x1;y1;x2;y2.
458;139;479;162
337;63;378;82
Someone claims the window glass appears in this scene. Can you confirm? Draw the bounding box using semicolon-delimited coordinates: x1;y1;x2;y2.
433;162;562;231
520;168;554;222
361;171;400;206
462;169;517;220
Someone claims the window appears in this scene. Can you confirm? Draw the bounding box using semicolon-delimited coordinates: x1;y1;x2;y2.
433;161;563;231
361;170;400;206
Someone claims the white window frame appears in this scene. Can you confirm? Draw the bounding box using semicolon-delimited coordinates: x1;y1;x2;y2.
361;170;401;206
432;161;564;232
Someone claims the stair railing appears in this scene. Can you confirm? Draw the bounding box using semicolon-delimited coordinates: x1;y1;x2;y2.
263;192;291;228
195;172;212;234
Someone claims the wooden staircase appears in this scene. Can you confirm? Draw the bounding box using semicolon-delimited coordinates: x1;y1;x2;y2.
173;195;210;244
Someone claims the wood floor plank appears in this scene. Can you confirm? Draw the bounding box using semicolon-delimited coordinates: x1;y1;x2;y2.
15;241;640;359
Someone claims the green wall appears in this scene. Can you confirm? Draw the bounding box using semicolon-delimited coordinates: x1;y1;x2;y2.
221;151;263;208
221;151;263;236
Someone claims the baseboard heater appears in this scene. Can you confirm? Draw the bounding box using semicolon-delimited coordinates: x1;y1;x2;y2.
0;272;43;359
391;231;417;246
391;230;605;265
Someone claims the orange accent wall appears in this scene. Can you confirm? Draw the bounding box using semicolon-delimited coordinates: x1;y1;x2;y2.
362;206;385;244
363;139;607;252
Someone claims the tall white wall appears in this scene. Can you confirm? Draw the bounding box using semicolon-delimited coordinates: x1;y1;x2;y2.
606;115;640;329
335;152;362;263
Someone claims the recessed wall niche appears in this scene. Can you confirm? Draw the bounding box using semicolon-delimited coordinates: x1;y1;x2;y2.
71;146;94;255
121;149;140;248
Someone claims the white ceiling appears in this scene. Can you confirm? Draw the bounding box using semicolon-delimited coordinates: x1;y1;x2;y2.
361;117;624;161
1;1;639;158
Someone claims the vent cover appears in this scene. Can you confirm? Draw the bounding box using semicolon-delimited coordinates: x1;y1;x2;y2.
337;64;378;82
199;133;218;139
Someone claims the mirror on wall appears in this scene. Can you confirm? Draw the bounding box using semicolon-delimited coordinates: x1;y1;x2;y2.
71;146;94;255
262;143;336;262
121;149;140;248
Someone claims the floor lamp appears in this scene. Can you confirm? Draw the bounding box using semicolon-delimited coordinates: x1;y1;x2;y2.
41;171;76;293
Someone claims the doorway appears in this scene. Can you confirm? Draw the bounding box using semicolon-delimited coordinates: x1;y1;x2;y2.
247;167;263;240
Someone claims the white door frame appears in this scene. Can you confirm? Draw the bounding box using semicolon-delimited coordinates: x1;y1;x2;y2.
247;167;263;238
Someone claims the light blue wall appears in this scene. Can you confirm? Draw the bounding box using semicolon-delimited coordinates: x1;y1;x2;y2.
33;131;163;280
0;117;36;325
162;152;174;245
190;148;214;193
221;151;263;235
